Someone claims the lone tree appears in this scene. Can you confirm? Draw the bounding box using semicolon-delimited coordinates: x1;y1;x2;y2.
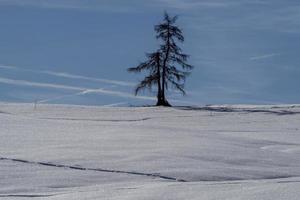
128;12;193;106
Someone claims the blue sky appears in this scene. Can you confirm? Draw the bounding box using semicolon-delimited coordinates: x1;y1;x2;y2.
0;0;300;106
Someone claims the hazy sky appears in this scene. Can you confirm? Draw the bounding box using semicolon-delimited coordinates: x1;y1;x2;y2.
0;0;299;106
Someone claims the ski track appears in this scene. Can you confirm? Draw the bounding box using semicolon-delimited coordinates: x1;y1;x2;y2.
0;110;11;115
38;117;152;122
1;157;298;183
0;194;56;198
177;106;300;115
0;157;187;182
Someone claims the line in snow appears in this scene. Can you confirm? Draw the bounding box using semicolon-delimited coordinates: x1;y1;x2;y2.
0;194;56;198
0;157;187;182
39;117;152;122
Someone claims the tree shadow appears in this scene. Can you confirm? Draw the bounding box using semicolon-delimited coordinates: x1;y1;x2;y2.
174;106;300;116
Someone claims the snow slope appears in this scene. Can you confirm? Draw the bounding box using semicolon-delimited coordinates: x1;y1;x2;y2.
0;103;300;199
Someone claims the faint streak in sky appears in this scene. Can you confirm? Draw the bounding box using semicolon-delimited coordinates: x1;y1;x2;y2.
0;77;154;101
0;64;135;87
250;53;281;61
0;77;85;91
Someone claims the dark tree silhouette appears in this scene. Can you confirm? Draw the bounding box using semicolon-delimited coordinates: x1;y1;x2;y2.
156;12;193;106
128;12;193;106
128;51;164;106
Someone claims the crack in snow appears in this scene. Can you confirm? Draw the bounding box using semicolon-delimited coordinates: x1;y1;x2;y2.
0;194;56;197
38;117;152;122
0;157;187;182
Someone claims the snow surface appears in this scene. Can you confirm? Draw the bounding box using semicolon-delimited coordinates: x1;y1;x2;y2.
0;102;300;199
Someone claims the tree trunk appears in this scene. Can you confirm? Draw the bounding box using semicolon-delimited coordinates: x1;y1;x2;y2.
159;24;172;107
155;52;163;106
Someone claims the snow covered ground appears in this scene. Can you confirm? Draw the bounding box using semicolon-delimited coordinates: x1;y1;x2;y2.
0;102;300;199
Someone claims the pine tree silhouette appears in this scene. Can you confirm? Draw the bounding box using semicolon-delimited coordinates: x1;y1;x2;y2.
156;12;193;106
128;12;193;106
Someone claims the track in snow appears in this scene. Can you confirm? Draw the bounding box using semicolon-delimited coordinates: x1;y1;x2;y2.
0;157;187;182
177;106;300;115
39;117;152;122
0;194;55;198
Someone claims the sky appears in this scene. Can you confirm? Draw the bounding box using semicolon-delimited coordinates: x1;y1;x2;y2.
0;0;300;106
